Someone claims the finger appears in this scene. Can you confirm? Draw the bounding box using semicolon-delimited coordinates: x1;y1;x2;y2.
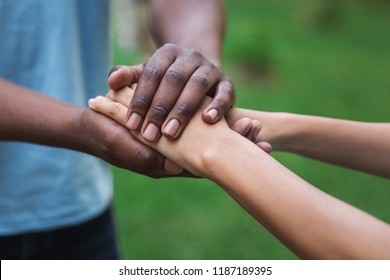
89;96;185;175
126;49;177;131
230;117;252;136
247;120;262;142
257;141;273;153
107;64;144;90
202;79;236;124
164;159;184;175
88;96;128;126
161;65;219;139
140;60;199;142
119;138;184;177
106;87;135;107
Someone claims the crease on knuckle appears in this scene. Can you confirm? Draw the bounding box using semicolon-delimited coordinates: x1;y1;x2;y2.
187;48;202;59
165;69;186;87
149;104;169;121
191;74;210;90
142;66;162;82
133;95;150;110
221;81;236;103
211;98;229;112
174;103;193;118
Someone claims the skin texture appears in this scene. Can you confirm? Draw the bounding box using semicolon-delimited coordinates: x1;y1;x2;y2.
1;1;233;178
228;109;390;179
89;87;390;259
0;79;181;177
108;0;235;143
0;79;255;178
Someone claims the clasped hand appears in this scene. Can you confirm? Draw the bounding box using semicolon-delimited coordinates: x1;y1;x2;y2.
89;86;268;177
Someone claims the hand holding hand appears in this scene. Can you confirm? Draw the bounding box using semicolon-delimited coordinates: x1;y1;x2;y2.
88;87;269;175
79;107;184;178
108;44;235;142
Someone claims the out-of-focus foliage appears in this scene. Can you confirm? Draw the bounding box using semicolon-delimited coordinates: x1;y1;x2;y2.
112;0;390;259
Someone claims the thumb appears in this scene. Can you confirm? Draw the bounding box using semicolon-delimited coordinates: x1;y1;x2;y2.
107;64;144;90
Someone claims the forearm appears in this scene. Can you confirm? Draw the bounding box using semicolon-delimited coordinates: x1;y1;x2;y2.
150;112;390;258
229;109;390;179
199;130;390;259
0;79;86;151
126;98;390;258
89;88;390;258
148;0;225;67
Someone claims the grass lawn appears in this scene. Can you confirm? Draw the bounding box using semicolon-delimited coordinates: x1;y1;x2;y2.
111;0;390;259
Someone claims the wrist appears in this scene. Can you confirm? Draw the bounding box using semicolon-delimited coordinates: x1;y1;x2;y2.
272;113;308;153
163;120;232;178
196;127;239;179
226;109;298;152
77;108;106;156
266;112;296;152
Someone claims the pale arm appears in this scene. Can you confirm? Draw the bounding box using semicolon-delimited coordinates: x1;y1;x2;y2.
89;88;390;259
228;109;390;179
199;128;390;259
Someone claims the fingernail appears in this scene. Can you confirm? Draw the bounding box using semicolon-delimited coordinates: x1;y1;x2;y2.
143;122;160;142
88;98;95;107
252;121;262;141
252;128;261;142
206;108;218;121
163;118;180;137
108;66;121;78
164;159;183;174
127;113;142;130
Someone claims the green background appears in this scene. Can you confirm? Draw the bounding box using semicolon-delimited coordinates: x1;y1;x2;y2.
111;0;390;259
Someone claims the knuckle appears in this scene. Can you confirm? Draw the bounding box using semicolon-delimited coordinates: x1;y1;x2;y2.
149;104;169;121
159;43;177;54
107;103;121;117
132;95;150;110
223;79;235;92
213;97;226;107
134;146;160;171
221;80;236;100
191;74;210;90
174;103;193;119
142;66;162;82
186;48;202;59
165;69;186;87
207;63;218;73
161;43;175;49
212;98;229;111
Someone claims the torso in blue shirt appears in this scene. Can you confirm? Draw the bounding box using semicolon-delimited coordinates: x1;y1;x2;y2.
0;0;113;235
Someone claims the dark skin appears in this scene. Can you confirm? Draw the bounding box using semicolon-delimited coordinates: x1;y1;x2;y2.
108;0;235;142
0;79;178;178
1;0;233;178
0;79;257;178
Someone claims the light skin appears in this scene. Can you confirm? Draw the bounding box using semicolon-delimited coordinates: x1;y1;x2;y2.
108;0;236;143
89;87;390;259
227;109;390;179
1;0;233;177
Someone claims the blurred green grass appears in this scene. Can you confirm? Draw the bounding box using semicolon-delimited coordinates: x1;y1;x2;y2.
111;0;390;259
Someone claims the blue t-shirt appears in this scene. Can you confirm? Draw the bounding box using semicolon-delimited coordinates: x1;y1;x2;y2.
0;0;113;235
